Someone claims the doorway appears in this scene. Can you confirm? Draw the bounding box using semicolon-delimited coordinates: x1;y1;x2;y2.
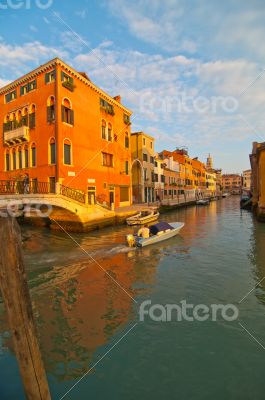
88;186;96;205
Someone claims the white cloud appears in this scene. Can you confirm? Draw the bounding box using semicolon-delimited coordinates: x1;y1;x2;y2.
75;9;87;19
0;34;262;171
29;25;38;33
106;0;196;53
60;31;87;53
0;78;10;88
0;41;68;71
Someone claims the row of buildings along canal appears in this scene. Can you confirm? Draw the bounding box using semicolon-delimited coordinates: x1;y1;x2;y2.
0;57;245;212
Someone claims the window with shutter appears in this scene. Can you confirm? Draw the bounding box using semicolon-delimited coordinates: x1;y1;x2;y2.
62;105;74;125
18;149;22;169
70;109;74;125
102;152;113;167
101;120;106;139
5;153;10;171
61;72;74;91
125;161;129;175
24;148;29;168
31;145;36;167
13;151;17;170
45;70;56;84
47;106;55;123
50;140;56;164
64;143;71;165
5;90;17;103
29;113;35;128
20;80;36;96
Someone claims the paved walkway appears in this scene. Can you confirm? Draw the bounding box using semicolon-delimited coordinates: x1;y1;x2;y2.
115;203;159;215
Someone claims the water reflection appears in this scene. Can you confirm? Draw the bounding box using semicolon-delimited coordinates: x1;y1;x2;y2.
3;197;265;400
0;245;160;382
248;220;265;303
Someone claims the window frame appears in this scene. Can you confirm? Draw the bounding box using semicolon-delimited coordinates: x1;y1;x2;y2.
102;152;114;167
63;141;72;165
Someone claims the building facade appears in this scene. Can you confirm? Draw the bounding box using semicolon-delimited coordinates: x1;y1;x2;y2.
131;132;155;203
0;58;132;208
242;169;252;191
154;157;165;200
222;174;242;194
159;149;208;199
250;142;265;220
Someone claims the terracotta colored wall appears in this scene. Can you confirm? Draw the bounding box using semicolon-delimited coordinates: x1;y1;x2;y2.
0;61;132;208
0;68;56;182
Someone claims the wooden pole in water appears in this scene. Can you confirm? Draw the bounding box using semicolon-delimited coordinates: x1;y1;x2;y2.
0;216;51;400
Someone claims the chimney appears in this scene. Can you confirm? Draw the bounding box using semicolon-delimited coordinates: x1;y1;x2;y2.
113;95;121;103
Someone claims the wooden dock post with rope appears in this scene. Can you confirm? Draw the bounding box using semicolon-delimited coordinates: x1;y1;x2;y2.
0;216;51;400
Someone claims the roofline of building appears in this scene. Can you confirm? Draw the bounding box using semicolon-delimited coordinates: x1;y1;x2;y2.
0;57;132;114
131;131;155;140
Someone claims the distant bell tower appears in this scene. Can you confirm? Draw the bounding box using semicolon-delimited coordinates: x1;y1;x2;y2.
206;154;213;169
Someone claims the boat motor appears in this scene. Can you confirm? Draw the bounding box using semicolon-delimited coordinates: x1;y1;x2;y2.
126;234;136;247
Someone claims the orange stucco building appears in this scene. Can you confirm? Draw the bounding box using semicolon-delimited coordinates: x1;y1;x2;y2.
159;149;207;196
0;58;132;208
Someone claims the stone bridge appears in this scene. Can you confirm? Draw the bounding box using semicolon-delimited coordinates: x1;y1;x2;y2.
0;181;116;232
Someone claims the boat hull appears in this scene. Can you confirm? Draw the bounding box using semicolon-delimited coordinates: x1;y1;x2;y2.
126;213;159;226
196;200;209;205
136;222;184;247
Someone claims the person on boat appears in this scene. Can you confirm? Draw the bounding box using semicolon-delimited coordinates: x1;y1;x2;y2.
137;224;150;239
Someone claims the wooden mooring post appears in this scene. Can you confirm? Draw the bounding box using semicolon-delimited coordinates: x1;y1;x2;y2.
0;216;51;400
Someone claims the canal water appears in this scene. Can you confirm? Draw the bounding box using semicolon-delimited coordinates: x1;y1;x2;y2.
1;196;265;399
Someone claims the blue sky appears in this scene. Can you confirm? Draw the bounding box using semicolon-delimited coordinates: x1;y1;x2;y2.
1;0;265;172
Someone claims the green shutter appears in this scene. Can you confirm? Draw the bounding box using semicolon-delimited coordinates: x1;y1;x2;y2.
70;109;74;125
61;71;65;81
47;106;50;122
45;73;49;84
61;105;65;122
29;113;35;129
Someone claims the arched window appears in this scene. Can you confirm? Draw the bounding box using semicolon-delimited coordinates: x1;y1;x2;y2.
63;139;72;165
24;145;29;168
62;98;74;125
3;115;12;133
47;96;55;123
49;137;56;164
29;104;36;129
125;132;129;148
108;123;112;142
18;146;22;169
31;143;36;167
101;120;106;139
22;108;28;127
17;110;22;127
12;149;17;170
5;150;10;171
11;113;16;130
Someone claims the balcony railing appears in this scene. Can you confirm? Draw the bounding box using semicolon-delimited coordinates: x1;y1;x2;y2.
4;126;30;145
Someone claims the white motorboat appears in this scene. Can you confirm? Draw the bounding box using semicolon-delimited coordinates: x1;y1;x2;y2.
196;199;210;205
126;209;159;226
222;193;229;198
126;221;184;247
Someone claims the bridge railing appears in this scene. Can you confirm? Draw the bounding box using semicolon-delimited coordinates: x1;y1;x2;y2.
60;185;86;204
0;180;54;195
0;180;86;205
